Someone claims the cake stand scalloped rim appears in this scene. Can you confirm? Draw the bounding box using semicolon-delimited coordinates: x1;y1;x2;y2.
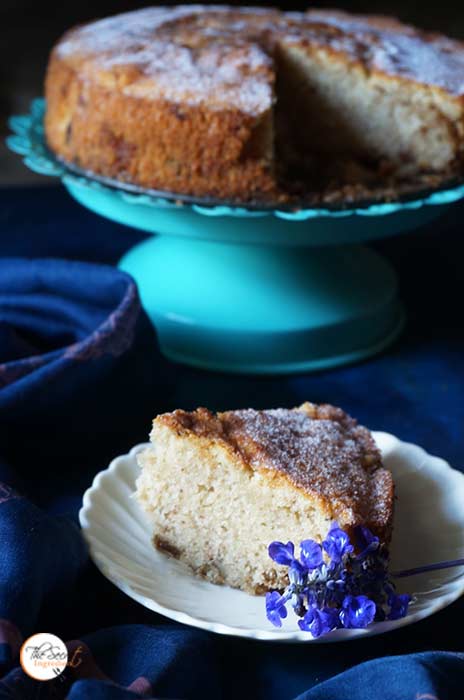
78;434;464;643
7;98;464;221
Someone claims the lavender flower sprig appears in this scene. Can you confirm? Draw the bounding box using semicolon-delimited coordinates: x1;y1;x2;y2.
265;523;411;637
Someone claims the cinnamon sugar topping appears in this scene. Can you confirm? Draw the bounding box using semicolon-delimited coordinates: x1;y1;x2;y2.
158;403;393;531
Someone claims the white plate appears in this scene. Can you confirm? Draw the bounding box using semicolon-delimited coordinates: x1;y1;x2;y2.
79;432;464;642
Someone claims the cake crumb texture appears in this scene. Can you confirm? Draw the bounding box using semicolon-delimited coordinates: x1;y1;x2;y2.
45;5;464;204
135;403;394;594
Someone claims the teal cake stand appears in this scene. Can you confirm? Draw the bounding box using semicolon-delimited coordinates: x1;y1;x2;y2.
8;99;464;374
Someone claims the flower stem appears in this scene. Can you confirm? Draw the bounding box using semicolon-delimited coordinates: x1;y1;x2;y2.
392;559;464;578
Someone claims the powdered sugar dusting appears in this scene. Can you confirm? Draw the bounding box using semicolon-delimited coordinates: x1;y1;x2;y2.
304;9;464;95
159;403;393;531
55;5;277;115
55;4;464;110
221;404;389;526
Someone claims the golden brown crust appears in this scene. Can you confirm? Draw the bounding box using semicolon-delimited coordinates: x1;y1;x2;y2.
45;5;464;203
155;403;394;542
45;54;276;200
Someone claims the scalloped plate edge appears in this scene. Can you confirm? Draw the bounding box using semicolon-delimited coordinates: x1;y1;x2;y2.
79;434;464;642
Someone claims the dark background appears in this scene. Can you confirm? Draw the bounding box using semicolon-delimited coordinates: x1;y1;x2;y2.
1;0;463;184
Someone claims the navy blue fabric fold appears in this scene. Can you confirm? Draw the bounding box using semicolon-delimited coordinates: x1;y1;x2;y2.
0;256;170;513
0;185;463;699
0;626;220;699
0;489;87;659
295;652;464;700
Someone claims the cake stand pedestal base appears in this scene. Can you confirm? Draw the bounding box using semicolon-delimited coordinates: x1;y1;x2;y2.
120;236;404;374
12;98;464;374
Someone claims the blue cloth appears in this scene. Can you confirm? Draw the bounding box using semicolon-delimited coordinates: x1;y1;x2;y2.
0;256;170;513
0;184;463;699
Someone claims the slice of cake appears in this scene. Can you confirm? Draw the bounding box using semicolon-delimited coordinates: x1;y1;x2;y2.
135;402;393;594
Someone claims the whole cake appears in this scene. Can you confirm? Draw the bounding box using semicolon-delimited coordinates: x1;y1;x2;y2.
45;5;464;204
135;402;394;594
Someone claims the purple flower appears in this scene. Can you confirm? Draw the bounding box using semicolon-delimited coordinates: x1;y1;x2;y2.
300;539;323;570
298;605;340;638
291;595;307;618
288;560;307;585
265;523;412;638
340;595;376;629
388;593;411;620
323;523;354;564
355;526;380;558
266;591;288;627
268;541;295;566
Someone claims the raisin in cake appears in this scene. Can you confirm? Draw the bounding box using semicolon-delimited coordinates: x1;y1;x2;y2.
135;402;394;594
45;6;464;204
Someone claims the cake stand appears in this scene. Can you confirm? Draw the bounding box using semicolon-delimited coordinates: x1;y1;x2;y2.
8;99;464;374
